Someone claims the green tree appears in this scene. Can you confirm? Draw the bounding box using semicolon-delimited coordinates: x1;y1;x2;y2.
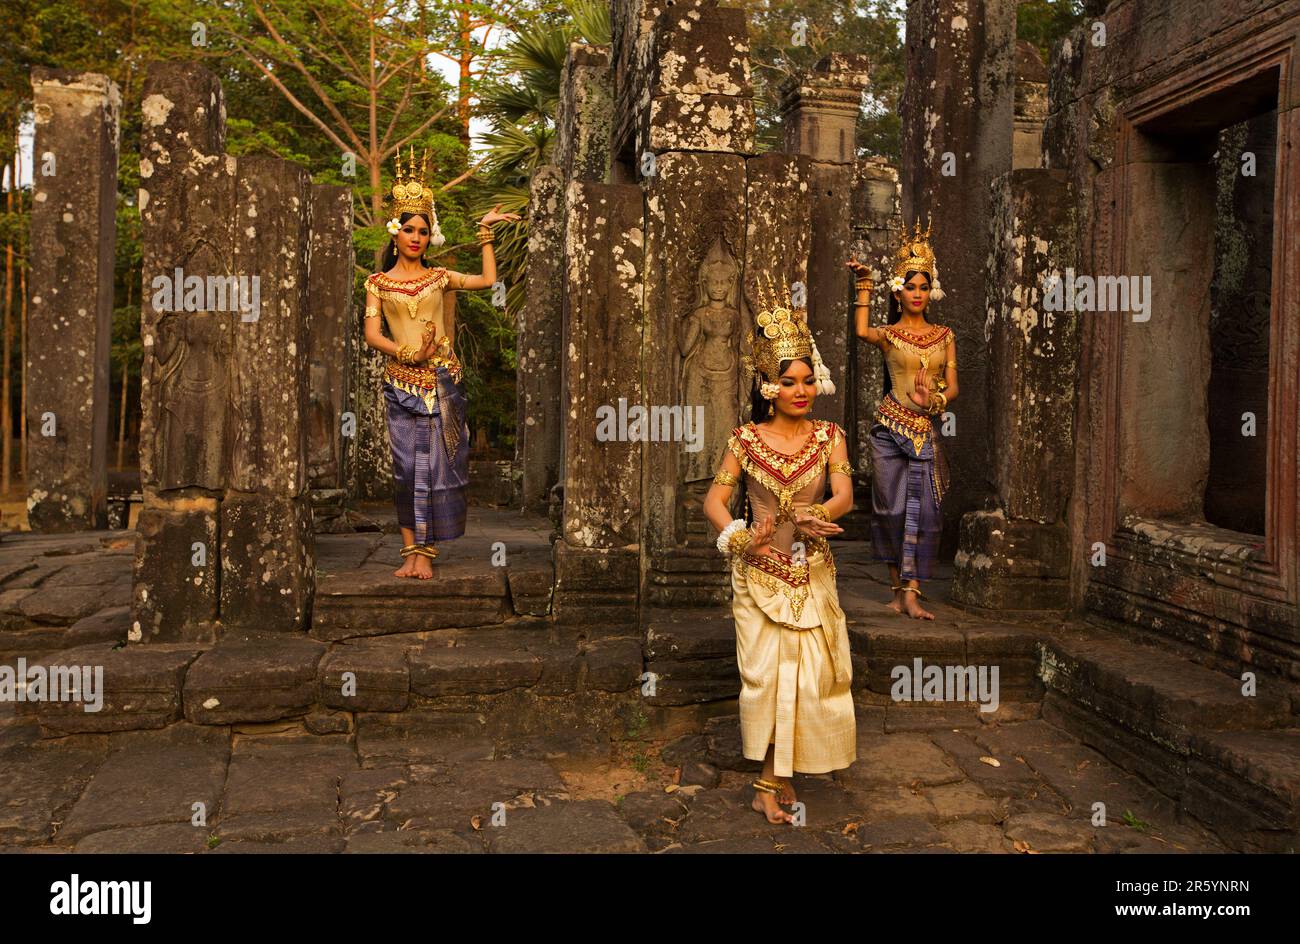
737;0;906;163
1017;0;1087;63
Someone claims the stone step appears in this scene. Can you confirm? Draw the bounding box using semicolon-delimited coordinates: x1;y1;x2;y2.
642;606;1047;708
1039;625;1298;851
1041;626;1292;733
23;629;644;738
312;546;554;641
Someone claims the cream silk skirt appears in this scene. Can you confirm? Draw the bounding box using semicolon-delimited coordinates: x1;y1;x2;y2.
730;548;856;778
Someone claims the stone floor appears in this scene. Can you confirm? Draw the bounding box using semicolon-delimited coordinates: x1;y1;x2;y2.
0;506;1244;852
0;702;1229;853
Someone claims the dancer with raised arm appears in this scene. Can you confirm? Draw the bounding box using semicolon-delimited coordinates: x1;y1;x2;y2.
362;147;520;579
848;217;959;619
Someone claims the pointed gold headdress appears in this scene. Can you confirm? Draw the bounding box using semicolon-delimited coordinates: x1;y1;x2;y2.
386;146;445;246
741;273;836;397
891;214;944;300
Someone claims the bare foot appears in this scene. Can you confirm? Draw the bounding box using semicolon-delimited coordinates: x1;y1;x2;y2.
411;553;434;580
902;592;934;620
394;555;418;578
752;791;793;824
775;777;797;805
886;589;904;614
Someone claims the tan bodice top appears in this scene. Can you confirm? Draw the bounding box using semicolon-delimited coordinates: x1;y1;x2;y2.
726;419;846;556
880;323;954;414
364;267;454;351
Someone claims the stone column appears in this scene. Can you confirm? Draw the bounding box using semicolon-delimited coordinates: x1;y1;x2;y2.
779;53;873;434
847;159;900;463
519;42;613;517
221;154;315;631
133;62;314;642
637;0;755;606
305;183;354;528
556;44;614;184
26;68;120;531
899;0;1018;552
519;165;565;515
134;63;234;643
840;157;900;539
555;181;644;626
642;151;748;606
1013;40;1049;170
952;168;1078;609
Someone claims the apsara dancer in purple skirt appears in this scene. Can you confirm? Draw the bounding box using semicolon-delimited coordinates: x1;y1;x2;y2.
362;147;519;579
848;217;958;619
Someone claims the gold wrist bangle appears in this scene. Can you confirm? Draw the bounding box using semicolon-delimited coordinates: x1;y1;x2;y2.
728;529;752;556
807;503;830;522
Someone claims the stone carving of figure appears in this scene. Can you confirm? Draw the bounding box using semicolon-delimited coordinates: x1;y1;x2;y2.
679;236;744;483
155;310;232;489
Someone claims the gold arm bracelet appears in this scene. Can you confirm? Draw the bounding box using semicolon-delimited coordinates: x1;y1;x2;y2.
713;469;738;487
727;529;752;556
828;461;852;476
806;503;830;522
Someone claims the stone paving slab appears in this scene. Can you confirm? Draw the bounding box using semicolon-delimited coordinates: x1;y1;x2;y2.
56;725;229;842
484;799;646;853
0;734;108;845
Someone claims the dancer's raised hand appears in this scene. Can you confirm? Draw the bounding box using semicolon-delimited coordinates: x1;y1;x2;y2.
478;204;520;227
908;361;932;410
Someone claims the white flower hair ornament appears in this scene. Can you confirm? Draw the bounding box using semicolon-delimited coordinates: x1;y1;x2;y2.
427;211;446;248
386;217;401;236
889;275;905;293
809;336;836;396
928;263;945;302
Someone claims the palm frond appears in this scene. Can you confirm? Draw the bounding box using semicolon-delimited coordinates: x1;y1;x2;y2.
479;81;553;128
564;0;612;45
479;122;554;178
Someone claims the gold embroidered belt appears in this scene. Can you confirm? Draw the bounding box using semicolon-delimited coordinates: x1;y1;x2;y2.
875;394;933;455
386;351;463;386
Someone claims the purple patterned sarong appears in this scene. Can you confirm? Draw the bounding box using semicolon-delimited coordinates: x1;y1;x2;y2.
384;365;469;543
869;420;943;581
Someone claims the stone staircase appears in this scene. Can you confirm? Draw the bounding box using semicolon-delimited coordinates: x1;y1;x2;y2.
2;523;1296;851
645;492;732;607
1037;615;1298;852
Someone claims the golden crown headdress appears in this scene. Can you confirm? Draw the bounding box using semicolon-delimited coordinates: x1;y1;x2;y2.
386;146;445;246
741;272;836;395
890;214;944;300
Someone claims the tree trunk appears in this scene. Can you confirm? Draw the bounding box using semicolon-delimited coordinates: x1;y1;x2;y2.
117;277;132;470
458;8;472;149
3;158;12;498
